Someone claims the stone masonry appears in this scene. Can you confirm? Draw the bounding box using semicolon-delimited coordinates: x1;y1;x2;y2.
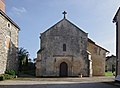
36;18;89;77
87;39;109;76
0;10;20;74
36;12;109;77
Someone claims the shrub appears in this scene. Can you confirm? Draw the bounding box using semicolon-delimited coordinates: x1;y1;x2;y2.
4;74;14;79
0;75;5;81
5;70;16;76
0;74;15;81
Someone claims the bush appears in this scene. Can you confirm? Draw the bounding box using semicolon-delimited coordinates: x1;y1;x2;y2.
0;70;17;81
0;75;5;81
5;70;16;76
4;74;14;79
0;74;15;81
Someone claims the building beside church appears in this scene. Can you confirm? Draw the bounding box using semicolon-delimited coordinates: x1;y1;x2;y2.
113;7;120;81
36;12;109;77
87;39;109;76
106;55;116;72
0;0;20;74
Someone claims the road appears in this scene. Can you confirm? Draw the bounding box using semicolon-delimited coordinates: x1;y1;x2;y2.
0;77;119;88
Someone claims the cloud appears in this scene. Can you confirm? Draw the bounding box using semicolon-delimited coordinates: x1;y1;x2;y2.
11;7;27;15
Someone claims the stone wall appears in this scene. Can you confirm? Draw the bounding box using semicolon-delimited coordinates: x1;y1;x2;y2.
87;39;107;76
36;19;89;77
0;13;19;74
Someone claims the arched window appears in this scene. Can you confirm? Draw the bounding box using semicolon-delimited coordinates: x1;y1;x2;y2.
63;44;66;51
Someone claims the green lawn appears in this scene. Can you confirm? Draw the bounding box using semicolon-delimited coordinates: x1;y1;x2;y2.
105;71;114;76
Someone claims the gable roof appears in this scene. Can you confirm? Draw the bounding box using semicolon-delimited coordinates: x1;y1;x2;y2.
88;38;109;52
41;18;87;35
113;7;120;23
0;9;20;30
106;55;116;61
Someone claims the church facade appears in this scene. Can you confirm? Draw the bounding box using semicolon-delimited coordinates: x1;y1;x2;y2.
36;13;108;77
0;0;20;74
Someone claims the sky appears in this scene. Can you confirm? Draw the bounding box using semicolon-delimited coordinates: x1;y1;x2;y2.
5;0;120;59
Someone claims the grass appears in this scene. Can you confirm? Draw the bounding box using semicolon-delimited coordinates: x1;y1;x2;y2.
105;71;114;76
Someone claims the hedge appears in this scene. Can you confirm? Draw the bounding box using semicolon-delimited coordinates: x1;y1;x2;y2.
0;70;16;81
0;74;15;81
0;75;5;81
5;70;16;76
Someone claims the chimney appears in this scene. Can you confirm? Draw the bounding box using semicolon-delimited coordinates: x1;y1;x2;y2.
0;0;5;12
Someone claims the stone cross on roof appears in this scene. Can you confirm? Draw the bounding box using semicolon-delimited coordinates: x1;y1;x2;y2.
62;11;67;19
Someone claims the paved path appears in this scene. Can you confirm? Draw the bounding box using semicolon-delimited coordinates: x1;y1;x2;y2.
0;76;119;88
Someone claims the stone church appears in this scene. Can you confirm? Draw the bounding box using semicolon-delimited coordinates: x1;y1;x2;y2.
0;0;20;74
36;12;109;77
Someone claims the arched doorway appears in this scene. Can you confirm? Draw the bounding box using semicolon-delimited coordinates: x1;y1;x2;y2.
59;62;68;77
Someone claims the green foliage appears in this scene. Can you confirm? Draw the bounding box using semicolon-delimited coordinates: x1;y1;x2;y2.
5;70;16;76
112;64;115;73
1;70;17;81
3;74;14;79
19;62;36;76
0;70;16;81
0;74;15;81
0;75;5;81
18;47;29;72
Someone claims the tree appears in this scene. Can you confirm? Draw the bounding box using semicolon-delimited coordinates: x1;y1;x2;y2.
18;47;29;72
112;64;115;73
